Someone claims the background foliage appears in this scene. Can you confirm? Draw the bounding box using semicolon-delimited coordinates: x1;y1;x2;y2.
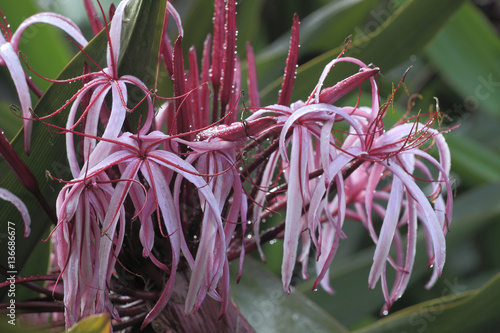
1;0;500;331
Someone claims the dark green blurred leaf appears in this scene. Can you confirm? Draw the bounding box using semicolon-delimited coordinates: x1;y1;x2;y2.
259;0;466;105
231;256;349;333
255;0;378;96
446;134;500;186
426;2;500;118
176;0;214;57
353;273;500;333
0;100;22;140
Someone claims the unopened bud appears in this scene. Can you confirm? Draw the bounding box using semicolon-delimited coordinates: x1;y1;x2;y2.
319;67;379;104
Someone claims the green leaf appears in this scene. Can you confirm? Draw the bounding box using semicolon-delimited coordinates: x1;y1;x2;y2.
259;0;466;105
0;0;166;283
426;2;500;118
231;256;349;333
67;314;111;333
446;134;500;186
177;0;215;57
353;273;500;333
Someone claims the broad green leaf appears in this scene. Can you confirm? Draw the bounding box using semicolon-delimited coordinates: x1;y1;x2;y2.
0;100;22;140
67;313;111;333
296;181;500;328
259;0;466;105
231;256;349;333
426;2;500;118
0;0;166;287
353;273;500;333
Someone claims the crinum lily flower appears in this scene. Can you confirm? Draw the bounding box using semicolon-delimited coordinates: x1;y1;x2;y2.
0;0;454;331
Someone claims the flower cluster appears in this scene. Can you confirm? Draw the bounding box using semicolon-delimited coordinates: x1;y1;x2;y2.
0;0;453;331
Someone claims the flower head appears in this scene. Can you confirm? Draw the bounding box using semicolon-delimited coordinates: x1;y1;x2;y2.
1;0;454;330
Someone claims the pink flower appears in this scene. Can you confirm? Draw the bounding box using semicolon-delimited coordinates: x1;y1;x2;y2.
260;51;453;312
7;0;453;329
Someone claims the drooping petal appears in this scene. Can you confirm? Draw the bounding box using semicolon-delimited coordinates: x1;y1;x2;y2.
281;129;306;293
368;176;404;289
0;188;30;237
0;42;33;153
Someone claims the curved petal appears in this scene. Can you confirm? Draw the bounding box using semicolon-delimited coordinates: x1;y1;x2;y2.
0;188;30;237
11;12;88;50
0;43;33;153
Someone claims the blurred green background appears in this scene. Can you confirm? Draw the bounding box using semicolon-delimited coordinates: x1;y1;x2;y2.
1;0;500;332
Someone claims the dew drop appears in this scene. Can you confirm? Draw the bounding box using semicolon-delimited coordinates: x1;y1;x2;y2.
382;310;389;316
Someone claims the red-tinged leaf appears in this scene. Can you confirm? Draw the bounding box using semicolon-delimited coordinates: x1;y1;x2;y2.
211;0;225;114
246;42;260;108
220;0;237;116
172;36;188;135
278;13;300;107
